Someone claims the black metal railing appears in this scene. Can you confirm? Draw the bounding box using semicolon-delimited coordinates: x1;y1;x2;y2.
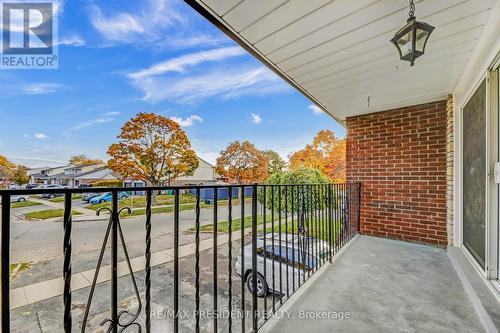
0;182;361;332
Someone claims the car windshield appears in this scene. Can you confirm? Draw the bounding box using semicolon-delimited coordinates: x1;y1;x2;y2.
264;245;317;270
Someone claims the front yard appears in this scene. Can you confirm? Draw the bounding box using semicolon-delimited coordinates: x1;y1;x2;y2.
24;209;82;220
11;200;41;209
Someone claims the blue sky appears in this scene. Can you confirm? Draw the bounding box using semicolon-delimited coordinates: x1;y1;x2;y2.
0;0;345;168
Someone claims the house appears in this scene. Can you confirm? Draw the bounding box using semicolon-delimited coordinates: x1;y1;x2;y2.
171;157;220;185
27;163;118;188
124;157;220;194
72;167;121;187
28;165;72;185
49;163;108;187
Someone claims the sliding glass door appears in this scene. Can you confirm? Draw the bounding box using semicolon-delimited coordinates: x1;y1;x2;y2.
491;65;500;281
462;80;487;269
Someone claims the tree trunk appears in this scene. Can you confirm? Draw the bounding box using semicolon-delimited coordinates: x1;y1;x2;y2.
147;181;158;206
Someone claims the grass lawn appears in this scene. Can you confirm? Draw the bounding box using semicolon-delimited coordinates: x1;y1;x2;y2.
48;194;83;203
24;209;82;220
86;193;197;211
193;214;342;242
9;262;31;279
194;214;272;233
121;202;211;218
11;200;42;209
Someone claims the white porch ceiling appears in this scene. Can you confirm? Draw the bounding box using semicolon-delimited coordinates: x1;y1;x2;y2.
187;0;498;123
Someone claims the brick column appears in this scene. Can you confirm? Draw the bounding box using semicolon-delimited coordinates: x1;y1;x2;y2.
346;101;448;246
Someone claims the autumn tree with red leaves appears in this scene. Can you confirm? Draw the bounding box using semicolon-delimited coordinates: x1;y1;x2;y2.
215;141;268;183
107;113;199;195
289;130;346;182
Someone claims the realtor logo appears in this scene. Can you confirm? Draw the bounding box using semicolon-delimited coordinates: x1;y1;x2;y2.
1;1;58;69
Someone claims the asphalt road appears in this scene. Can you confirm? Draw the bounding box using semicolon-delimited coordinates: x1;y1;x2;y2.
5;202;253;263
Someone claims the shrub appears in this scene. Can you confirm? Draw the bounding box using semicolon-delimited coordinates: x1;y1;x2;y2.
91;180;123;188
259;167;332;213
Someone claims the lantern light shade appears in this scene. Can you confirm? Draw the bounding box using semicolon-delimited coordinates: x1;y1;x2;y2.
391;17;434;66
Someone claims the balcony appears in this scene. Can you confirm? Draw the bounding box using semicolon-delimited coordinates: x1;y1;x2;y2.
2;184;498;333
1;183;361;332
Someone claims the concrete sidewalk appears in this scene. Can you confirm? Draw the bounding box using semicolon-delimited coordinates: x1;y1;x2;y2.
10;227;250;310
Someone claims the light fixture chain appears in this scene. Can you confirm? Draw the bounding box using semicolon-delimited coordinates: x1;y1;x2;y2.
408;0;415;18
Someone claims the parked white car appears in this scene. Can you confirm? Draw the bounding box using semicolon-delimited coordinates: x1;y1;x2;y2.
35;184;69;199
0;195;29;203
236;233;329;297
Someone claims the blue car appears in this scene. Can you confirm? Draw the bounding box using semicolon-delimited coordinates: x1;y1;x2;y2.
89;192;129;204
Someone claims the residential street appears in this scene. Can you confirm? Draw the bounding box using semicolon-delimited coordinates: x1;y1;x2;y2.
6;202;253;263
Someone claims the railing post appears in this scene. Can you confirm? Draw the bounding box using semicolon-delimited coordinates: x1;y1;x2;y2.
227;187;233;332
195;189;201;333
173;189;180;333
111;191;118;333
212;187;218;332
328;184;333;263
63;192;72;333
357;183;362;233
251;184;258;332
240;185;246;333
145;190;152;333
1;194;10;333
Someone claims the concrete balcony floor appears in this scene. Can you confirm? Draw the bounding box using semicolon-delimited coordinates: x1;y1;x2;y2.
263;235;487;333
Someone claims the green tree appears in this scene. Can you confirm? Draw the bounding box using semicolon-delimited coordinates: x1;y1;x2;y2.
260;167;330;213
262;149;286;175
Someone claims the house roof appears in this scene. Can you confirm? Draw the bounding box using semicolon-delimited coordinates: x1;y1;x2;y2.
30;173;48;179
74;168;120;180
197;156;215;168
186;0;499;122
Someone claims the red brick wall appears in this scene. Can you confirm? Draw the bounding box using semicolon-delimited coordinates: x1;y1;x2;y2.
346;101;447;246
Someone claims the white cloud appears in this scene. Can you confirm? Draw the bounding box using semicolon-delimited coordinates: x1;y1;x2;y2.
90;7;145;42
19;83;65;95
170;115;203;127
131;64;288;103
251;113;262;124
58;34;85;47
67;112;120;132
34;133;47;139
129;47;245;79
127;44;290;104
8;155;67;166
309;104;324;115
88;1;231;50
164;35;229;49
89;0;185;43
